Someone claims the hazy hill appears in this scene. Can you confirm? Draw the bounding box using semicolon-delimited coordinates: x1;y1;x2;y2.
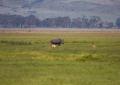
0;0;120;21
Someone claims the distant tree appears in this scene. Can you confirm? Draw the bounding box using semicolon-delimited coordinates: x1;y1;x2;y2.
116;17;120;28
24;15;40;28
0;14;25;28
71;17;82;28
62;16;71;28
41;18;53;27
98;21;103;28
81;16;89;28
89;16;102;28
54;17;71;28
102;21;114;28
107;22;114;28
11;15;25;28
0;14;116;28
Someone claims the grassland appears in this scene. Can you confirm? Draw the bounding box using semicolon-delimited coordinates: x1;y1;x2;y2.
0;29;120;85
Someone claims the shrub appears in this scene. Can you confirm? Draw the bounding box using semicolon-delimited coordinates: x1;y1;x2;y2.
0;40;32;45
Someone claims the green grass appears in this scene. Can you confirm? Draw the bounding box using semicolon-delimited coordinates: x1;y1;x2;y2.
0;31;120;85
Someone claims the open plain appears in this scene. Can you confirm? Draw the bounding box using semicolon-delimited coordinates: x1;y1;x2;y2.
0;28;120;85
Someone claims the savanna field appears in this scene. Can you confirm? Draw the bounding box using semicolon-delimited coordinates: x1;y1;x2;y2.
0;29;120;85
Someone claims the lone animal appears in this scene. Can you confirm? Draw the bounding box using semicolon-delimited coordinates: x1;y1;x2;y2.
91;42;96;48
50;38;64;48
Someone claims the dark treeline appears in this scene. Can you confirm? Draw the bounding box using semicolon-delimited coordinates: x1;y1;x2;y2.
0;40;32;45
0;14;120;28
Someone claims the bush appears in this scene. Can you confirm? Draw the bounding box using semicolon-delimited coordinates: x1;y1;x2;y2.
0;40;32;45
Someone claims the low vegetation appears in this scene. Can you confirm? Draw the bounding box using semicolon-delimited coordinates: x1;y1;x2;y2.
0;30;120;85
0;40;32;45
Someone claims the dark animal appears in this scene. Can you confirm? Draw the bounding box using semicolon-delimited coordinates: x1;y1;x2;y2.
50;38;64;47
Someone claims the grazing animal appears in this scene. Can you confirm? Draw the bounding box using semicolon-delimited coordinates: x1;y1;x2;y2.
50;38;64;48
91;42;96;48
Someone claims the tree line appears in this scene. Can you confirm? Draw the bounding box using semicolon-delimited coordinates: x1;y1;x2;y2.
0;14;120;28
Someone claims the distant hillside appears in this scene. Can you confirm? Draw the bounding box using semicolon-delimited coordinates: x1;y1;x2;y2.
0;0;120;21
